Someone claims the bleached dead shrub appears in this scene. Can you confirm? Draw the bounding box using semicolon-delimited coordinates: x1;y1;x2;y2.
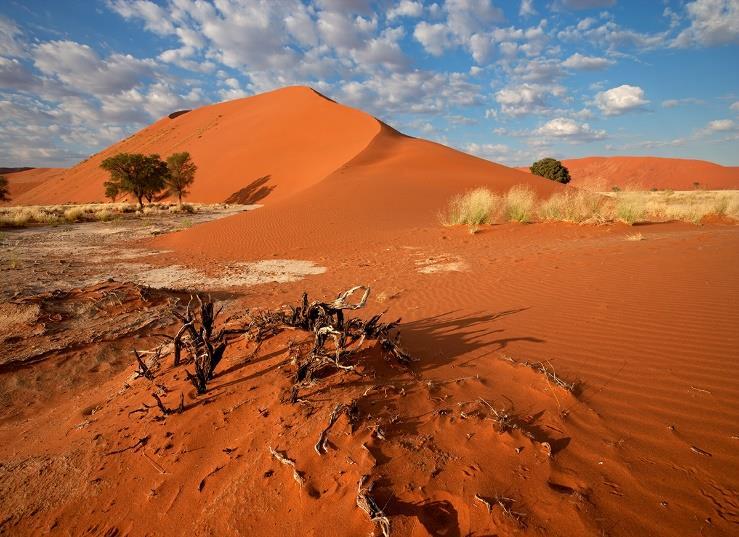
504;185;536;223
440;188;502;226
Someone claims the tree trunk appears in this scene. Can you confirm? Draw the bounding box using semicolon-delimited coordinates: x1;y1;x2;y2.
137;194;144;210
178;192;183;207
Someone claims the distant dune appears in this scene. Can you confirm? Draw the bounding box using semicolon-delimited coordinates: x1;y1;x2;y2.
1;168;66;202
519;156;739;190
13;86;557;209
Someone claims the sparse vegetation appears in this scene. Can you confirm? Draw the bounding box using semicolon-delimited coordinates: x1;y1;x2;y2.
0;202;225;228
530;158;571;184
439;187;739;229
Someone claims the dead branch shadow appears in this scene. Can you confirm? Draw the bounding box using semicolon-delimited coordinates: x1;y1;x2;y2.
223;175;275;204
399;308;542;375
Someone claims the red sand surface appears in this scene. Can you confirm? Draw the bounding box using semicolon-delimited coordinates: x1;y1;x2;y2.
519;156;739;190
2;87;738;537
2;167;65;201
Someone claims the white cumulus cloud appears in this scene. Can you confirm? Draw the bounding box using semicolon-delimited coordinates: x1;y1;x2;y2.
595;84;649;115
534;117;607;141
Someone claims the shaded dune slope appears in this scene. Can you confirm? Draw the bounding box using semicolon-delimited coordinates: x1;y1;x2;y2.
2;168;66;202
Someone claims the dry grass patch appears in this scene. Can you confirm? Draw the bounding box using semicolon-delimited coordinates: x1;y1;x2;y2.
440;187;738;229
605;190;739;225
538;189;607;223
625;232;644;241
0;202;232;228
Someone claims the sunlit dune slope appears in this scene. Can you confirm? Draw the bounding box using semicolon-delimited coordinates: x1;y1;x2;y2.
13;86;381;205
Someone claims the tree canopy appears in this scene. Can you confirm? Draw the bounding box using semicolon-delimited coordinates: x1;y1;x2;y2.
100;153;168;208
165;152;197;205
0;175;9;202
530;158;571;184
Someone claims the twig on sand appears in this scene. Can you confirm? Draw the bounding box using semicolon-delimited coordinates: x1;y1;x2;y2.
315;403;346;455
690;445;712;457
356;475;391;537
269;446;305;487
106;435;150;455
142;450;167;474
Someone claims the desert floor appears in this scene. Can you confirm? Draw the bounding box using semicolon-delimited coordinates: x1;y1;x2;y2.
1;214;738;536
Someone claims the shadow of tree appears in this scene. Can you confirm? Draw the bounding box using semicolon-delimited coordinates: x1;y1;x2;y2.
223;175;275;204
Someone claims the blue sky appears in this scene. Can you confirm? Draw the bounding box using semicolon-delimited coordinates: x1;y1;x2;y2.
1;0;738;167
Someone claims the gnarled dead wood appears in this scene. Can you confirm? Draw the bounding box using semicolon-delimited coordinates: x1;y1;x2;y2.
315;403;347;455
356;475;391;537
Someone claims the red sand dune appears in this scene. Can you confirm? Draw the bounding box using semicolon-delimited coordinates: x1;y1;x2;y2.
520;156;739;190
1;86;738;537
1;168;66;202
13;86;558;208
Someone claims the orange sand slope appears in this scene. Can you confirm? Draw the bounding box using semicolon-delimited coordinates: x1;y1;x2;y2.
2;168;66;202
530;157;739;191
14;86;557;207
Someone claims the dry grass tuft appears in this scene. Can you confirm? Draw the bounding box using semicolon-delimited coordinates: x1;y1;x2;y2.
63;207;85;223
625;232;644;241
504;185;536;223
440;188;502;226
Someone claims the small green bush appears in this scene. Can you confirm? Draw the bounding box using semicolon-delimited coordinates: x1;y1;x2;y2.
530;158;571;184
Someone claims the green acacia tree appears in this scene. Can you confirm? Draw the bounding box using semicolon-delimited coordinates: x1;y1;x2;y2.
100;153;168;209
0;175;9;202
530;158;571;184
165;152;197;205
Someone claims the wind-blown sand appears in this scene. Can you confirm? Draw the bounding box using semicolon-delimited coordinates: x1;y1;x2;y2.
1;87;738;537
